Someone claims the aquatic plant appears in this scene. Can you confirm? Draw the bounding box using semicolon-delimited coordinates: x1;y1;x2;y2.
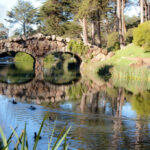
0;117;71;150
112;65;150;93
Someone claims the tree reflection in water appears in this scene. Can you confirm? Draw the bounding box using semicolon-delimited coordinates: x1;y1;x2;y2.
0;59;150;149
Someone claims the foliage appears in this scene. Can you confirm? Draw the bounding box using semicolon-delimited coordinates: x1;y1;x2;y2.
107;32;120;51
125;15;140;29
44;54;54;63
133;21;150;52
67;83;87;100
6;0;38;36
44;54;55;69
14;52;34;62
125;28;134;44
67;40;88;56
0;117;71;150
131;91;150;115
112;65;150;93
62;22;82;38
0;23;9;40
40;0;73;36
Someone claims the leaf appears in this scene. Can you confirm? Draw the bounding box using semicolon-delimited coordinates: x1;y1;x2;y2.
0;126;9;150
33;116;47;150
48;121;56;150
21;123;26;150
52;126;71;150
7;127;17;144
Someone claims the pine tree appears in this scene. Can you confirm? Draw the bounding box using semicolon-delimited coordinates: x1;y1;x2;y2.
6;0;37;36
40;0;74;36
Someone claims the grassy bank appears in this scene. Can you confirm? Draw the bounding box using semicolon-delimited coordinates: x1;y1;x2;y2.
104;44;150;66
81;44;150;93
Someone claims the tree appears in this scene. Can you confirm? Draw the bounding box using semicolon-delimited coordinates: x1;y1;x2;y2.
0;23;9;40
40;0;74;36
140;0;144;23
6;0;38;36
76;0;109;46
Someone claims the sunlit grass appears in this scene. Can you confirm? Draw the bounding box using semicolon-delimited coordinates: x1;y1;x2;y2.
14;52;34;63
112;65;150;93
104;44;150;66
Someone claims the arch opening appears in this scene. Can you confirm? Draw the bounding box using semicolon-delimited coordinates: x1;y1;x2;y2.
43;52;81;85
0;51;35;84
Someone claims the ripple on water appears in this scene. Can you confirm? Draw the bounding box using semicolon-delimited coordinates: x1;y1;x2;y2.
1;95;150;150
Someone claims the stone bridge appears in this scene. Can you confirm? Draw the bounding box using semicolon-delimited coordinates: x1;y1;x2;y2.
0;33;82;71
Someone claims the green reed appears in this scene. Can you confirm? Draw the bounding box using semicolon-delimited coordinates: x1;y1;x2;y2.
112;65;150;93
0;116;71;150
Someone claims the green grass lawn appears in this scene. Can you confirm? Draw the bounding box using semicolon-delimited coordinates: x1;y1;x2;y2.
104;44;150;66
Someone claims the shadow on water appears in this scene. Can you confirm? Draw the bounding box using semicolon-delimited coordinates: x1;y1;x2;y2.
97;65;113;81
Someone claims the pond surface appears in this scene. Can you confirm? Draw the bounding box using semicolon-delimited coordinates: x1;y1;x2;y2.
0;60;150;150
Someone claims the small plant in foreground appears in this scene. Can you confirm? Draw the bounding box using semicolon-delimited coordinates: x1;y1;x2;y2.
0;116;71;150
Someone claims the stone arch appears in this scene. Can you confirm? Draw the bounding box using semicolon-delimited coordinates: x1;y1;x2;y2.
0;49;36;61
44;51;82;66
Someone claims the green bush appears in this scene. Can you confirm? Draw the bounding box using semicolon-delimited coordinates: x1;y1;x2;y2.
67;40;88;56
15;52;34;62
133;21;150;52
44;54;54;63
125;28;134;44
107;32;120;51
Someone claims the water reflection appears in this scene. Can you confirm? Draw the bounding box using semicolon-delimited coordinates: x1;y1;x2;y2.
44;52;81;85
0;61;150;149
0;62;34;84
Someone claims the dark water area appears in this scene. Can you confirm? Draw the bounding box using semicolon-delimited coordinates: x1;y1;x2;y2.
0;58;150;150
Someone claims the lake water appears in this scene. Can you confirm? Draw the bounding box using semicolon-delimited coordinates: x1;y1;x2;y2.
0;60;150;150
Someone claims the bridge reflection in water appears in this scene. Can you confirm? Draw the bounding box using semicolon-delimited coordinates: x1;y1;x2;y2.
1;59;150;149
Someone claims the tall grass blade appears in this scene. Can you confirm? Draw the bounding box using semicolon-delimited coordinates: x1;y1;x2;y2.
14;131;23;150
21;123;26;150
52;126;71;150
48;121;56;150
7;127;17;144
25;134;28;150
33;116;47;150
0;126;9;150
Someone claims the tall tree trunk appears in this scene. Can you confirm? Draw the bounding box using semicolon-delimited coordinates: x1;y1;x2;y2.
96;10;101;47
23;22;26;36
122;0;126;37
140;0;144;23
91;21;96;45
117;0;124;49
145;4;148;21
114;1;118;32
81;17;88;45
148;4;150;20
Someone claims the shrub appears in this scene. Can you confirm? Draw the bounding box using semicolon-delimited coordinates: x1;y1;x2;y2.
125;28;134;44
67;40;88;56
133;21;150;52
107;32;120;51
15;52;34;62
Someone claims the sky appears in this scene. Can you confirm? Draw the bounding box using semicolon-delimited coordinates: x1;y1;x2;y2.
0;0;42;32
